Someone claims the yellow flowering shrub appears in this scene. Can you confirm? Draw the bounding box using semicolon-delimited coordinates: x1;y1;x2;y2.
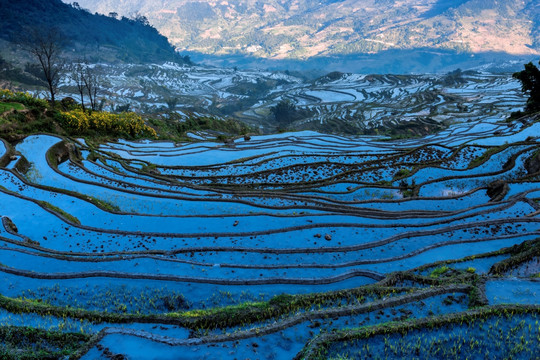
58;109;157;138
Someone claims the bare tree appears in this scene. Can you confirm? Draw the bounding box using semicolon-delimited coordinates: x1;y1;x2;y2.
71;61;87;112
24;27;65;105
70;60;100;112
83;66;99;111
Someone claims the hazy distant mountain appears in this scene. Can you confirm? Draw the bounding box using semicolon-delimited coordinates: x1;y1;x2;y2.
69;0;539;61
0;0;180;64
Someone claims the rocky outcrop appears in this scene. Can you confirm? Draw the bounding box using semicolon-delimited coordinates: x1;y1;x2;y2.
486;180;509;202
525;150;540;174
2;216;18;233
0;138;15;167
48;141;82;165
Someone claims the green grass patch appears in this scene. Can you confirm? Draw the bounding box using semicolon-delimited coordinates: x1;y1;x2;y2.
468;144;510;169
141;162;158;173
393;168;411;179
0;325;89;359
429;266;450;278
489;239;540;276
298;305;540;360
0;102;24;113
86;196;120;212
0;285;405;332
37;201;81;225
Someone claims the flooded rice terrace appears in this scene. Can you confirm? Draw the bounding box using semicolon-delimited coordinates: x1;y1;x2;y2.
0;113;539;359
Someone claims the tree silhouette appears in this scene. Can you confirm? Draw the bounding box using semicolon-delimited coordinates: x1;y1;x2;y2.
70;61;87;112
513;60;540;114
166;97;179;112
23;27;65;105
70;60;100;112
271;99;297;127
83;66;99;111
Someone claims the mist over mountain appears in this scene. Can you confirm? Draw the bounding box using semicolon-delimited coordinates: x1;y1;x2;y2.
69;0;539;72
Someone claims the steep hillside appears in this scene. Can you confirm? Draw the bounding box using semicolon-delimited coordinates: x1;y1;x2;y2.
70;0;539;60
0;0;179;64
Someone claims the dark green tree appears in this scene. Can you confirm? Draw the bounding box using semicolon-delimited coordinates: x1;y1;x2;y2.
513;60;540;114
271;99;297;127
166;97;179;111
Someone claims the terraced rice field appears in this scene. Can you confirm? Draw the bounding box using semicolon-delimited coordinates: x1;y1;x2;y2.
253;72;525;133
58;64;524;134
0;114;539;358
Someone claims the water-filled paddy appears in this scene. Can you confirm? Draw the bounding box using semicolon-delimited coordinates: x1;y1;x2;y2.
1;117;540;358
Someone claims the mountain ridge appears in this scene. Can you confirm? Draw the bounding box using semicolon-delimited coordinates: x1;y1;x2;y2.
69;0;540;61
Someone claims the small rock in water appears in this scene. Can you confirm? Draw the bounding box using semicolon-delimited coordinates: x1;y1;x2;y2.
3;217;18;233
233;220;239;226
314;233;321;238
324;234;332;241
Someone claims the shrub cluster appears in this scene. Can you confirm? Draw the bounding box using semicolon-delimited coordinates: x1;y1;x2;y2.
0;89;48;108
57;109;157;138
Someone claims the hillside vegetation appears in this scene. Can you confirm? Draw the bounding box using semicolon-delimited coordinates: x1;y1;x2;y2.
0;0;181;64
0;89;252;143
